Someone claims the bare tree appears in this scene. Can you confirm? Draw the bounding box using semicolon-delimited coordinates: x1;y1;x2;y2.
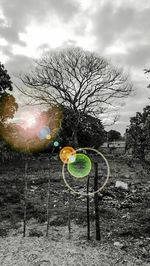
18;47;132;145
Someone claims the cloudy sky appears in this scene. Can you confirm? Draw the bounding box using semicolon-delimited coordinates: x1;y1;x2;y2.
0;0;150;134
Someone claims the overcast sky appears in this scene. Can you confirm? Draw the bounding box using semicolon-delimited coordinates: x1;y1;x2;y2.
0;0;150;134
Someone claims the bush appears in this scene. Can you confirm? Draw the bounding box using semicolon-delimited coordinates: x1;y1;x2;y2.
29;228;43;237
50;216;67;226
0;227;8;237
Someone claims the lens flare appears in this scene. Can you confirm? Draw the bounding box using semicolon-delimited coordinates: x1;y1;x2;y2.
67;153;92;179
62;147;110;196
2;105;62;153
54;141;59;147
59;146;76;163
23;115;37;128
46;134;51;140
68;154;76;163
37;126;51;140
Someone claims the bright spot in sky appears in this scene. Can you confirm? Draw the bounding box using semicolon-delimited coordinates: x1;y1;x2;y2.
25;116;36;128
21;113;38;129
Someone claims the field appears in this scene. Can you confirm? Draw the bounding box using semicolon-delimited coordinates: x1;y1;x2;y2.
0;154;150;265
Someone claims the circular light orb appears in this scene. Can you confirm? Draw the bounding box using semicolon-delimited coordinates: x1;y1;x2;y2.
59;146;76;163
67;153;92;179
68;154;76;163
62;147;110;196
37;126;51;140
46;134;51;140
54;141;59;147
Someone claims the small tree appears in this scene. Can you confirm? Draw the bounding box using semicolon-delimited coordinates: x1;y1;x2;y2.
107;129;122;142
126;106;150;160
18;47;132;146
0;93;18;123
0;62;13;96
0;63;18;140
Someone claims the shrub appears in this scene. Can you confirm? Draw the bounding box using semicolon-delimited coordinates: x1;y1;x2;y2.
29;228;43;237
0;227;8;237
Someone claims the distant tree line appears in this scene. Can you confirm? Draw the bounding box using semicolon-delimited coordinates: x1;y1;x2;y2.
125;69;150;161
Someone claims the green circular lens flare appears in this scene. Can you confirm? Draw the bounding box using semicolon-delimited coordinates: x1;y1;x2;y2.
62;147;110;196
67;153;92;178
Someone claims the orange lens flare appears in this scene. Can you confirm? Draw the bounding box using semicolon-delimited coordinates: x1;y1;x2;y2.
59;146;76;163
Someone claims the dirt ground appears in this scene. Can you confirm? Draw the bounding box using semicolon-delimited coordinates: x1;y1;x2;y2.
0;221;149;266
0;155;150;265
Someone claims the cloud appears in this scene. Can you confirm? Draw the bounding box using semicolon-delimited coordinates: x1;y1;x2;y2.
4;54;35;107
6;54;33;76
125;44;150;67
92;2;150;67
92;3;136;49
0;0;79;46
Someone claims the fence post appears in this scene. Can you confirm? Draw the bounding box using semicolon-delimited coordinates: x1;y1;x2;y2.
68;189;71;239
87;176;90;240
46;162;51;237
94;162;101;241
23;161;28;237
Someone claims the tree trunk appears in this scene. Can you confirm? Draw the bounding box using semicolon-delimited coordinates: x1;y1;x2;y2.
94;162;101;241
72;129;79;147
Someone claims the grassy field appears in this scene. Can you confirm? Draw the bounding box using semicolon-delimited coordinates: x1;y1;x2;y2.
0;155;150;265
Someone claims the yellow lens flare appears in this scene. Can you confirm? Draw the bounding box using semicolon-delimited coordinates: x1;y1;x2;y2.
46;134;51;140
